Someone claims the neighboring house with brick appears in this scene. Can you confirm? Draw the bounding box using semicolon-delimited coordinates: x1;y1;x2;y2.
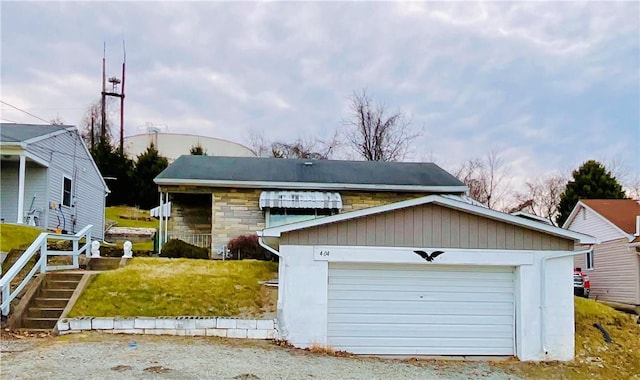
563;199;640;306
153;155;468;255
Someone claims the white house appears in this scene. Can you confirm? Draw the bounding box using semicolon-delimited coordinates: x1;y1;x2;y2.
258;194;596;361
563;199;640;306
0;124;109;239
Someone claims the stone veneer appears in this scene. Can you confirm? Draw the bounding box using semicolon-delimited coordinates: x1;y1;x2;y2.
164;186;430;252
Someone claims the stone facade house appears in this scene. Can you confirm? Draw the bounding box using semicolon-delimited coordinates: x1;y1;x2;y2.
153;156;468;255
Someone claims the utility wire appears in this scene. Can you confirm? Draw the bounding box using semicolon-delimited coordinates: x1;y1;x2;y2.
0;100;54;124
0;117;19;123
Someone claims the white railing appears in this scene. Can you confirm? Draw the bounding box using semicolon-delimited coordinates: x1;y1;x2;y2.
0;225;92;316
167;233;211;249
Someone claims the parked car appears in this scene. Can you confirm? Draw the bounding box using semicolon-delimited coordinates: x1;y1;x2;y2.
574;267;590;298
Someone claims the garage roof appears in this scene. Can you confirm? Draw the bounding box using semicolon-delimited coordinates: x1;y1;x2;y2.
259;194;597;244
155;156;468;192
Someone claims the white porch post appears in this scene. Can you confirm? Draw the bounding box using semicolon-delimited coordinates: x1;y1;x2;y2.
164;192;169;243
158;191;163;254
16;154;26;224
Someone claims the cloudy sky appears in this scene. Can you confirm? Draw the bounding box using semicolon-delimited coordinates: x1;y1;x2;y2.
1;1;638;193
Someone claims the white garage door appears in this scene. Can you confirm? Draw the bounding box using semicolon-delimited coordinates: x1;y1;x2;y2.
328;263;515;356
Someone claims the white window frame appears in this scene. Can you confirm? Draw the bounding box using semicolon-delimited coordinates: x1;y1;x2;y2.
62;175;73;207
265;208;337;228
585;250;594;270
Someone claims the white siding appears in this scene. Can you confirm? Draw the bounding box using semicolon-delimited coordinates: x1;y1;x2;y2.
327;263;515;355
0;163;47;226
576;238;640;305
567;206;625;242
27;130;107;239
0;165;19;223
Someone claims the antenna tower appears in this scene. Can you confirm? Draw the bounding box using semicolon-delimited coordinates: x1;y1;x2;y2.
100;41;127;153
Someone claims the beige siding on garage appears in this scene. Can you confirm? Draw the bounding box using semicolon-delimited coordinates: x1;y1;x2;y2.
281;203;573;250
575;238;640;305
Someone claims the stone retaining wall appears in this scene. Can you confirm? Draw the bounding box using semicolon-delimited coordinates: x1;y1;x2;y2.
57;317;276;339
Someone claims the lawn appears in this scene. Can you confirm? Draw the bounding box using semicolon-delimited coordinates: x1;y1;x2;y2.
105;206;158;228
68;257;278;318
0;223;42;252
498;297;640;379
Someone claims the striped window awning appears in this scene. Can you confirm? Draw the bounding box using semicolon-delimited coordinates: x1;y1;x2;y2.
259;191;343;210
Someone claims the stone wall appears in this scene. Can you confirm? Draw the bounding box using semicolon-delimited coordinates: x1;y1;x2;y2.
58;316;276;339
170;194;212;235
212;188;265;252
340;191;426;212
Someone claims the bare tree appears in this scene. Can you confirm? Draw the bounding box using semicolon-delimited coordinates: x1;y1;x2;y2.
454;150;511;210
246;130;340;160
49;115;65;125
79;99;115;148
343;89;419;161
513;174;566;226
247;130;270;157
624;173;640;199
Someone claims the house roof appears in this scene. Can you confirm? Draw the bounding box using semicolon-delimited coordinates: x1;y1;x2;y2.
154;156;468;192
580;199;640;235
0;123;74;144
259;194;597;245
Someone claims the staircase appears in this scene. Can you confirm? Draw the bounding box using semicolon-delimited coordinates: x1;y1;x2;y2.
19;272;83;331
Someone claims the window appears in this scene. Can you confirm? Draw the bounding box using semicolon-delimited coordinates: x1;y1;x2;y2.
266;208;336;228
585;250;594;270
62;176;72;207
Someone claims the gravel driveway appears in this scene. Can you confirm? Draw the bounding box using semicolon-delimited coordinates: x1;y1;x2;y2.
1;332;521;380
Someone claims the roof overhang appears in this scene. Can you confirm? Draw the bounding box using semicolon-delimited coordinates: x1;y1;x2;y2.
259;194;598;245
154;178;469;193
0;146;50;167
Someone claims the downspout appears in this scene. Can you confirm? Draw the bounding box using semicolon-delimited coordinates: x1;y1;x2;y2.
258;235;286;338
258;236;281;257
540;246;594;356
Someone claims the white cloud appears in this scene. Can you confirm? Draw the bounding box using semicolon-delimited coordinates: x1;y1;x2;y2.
1;1;638;196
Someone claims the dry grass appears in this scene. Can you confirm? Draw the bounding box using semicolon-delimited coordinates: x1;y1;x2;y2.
0;223;42;252
68;257;278;318
307;342;336;355
498;297;640;379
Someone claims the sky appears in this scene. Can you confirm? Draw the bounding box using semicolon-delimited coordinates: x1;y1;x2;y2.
1;1;639;197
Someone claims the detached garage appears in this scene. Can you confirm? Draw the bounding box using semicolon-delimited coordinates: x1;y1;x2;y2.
258;195;596;361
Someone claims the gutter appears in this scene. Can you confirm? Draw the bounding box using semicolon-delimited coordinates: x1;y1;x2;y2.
258;235;281;257
540;246;593;356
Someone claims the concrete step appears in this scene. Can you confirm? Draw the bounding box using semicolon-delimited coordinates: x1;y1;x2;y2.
32;297;69;308
22;317;58;330
26;307;65;319
39;288;75;299
87;258;121;271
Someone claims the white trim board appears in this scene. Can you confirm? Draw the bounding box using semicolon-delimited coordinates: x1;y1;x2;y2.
311;245;535;266
154;178;468;193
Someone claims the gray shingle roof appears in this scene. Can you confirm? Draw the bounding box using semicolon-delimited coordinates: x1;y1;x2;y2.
155;156;467;192
0;123;72;143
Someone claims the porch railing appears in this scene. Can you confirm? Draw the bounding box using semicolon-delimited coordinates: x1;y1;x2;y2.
167;233;212;249
0;225;92;316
